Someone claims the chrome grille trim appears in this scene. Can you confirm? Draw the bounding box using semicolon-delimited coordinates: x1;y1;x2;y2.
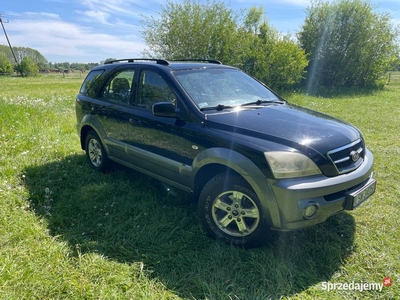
327;139;364;174
332;147;363;164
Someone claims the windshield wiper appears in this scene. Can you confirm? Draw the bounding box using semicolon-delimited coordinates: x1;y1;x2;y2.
200;104;233;111
200;99;284;112
241;99;284;106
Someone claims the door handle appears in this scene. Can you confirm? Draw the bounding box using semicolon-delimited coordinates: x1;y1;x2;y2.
129;118;141;125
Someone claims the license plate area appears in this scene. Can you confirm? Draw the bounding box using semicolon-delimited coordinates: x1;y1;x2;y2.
344;179;376;210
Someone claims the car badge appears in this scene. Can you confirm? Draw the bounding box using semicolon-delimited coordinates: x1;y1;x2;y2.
350;150;360;162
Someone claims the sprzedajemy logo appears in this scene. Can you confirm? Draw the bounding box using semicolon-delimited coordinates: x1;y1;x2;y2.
321;277;393;293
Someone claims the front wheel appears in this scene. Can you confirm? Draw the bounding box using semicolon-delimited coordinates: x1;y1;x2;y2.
198;174;272;247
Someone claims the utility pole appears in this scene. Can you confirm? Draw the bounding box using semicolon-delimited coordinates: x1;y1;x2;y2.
0;13;18;64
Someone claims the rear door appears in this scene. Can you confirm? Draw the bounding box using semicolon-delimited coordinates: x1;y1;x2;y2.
92;68;135;160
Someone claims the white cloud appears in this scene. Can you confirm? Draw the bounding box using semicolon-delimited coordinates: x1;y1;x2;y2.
5;19;146;62
23;12;61;19
80;0;158;18
76;10;111;25
73;0;160;32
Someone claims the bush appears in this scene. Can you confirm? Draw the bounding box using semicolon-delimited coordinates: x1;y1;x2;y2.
298;0;400;91
0;53;14;75
16;57;38;76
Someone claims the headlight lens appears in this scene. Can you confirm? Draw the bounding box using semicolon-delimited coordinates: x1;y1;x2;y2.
264;152;321;179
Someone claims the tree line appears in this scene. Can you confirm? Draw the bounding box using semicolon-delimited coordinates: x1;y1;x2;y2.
1;0;399;92
0;45;100;76
141;0;400;92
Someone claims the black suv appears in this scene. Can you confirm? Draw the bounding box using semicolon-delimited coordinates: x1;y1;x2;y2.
76;59;376;247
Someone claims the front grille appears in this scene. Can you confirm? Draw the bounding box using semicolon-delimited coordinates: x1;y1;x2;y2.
327;139;364;174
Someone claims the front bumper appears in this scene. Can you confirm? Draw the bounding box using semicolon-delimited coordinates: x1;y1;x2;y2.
268;149;375;231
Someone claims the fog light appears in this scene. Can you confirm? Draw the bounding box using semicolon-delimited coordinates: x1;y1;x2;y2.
304;205;317;219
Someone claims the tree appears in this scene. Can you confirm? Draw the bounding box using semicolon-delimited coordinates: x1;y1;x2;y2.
16;57;38;76
0;44;15;63
238;7;308;90
0;44;49;70
141;1;308;90
141;0;241;65
298;0;400;91
0;52;13;75
12;46;48;68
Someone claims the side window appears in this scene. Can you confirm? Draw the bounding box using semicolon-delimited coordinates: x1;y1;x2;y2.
138;70;176;110
102;70;134;104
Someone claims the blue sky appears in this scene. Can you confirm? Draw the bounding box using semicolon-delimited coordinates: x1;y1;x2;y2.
1;0;399;63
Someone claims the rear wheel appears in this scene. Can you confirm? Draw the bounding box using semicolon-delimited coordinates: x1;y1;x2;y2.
85;130;112;172
198;174;272;247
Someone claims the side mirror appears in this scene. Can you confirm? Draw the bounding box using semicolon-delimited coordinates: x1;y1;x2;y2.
152;102;179;118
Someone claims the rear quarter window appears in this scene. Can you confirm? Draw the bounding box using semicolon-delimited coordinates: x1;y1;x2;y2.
80;70;105;96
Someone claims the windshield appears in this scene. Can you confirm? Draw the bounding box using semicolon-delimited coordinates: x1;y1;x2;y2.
173;68;281;110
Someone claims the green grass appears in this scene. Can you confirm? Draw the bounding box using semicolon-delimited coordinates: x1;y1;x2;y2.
0;74;399;299
388;71;400;87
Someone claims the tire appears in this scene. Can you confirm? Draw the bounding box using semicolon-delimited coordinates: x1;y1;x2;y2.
198;173;272;248
85;130;112;172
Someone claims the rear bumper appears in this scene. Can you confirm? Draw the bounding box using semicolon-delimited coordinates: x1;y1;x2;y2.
268;149;375;231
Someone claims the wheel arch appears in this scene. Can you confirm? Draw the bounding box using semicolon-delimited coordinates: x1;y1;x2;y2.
80;125;93;150
191;148;282;228
79;115;108;152
193;163;240;200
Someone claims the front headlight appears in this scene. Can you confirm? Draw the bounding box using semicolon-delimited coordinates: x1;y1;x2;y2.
264;151;321;179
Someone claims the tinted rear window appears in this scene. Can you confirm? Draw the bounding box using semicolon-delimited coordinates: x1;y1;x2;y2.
80;70;105;95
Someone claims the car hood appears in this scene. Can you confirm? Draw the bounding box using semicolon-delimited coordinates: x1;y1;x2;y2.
205;104;361;155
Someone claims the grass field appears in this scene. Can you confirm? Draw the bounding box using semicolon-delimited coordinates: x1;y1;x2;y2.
388;71;400;86
0;73;399;299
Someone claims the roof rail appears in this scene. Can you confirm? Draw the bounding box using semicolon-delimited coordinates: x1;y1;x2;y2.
169;59;222;64
104;58;169;65
103;58;222;65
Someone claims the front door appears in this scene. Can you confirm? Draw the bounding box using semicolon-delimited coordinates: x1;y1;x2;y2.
126;69;191;185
